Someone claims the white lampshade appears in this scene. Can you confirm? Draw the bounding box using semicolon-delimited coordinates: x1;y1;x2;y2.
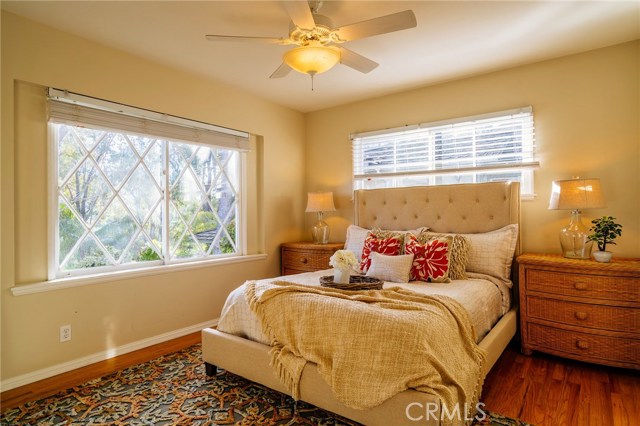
284;43;340;76
548;178;606;210
305;192;336;213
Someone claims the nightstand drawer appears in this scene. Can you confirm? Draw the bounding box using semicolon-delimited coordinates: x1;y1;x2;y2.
528;323;640;367
280;242;344;275
527;296;640;333
282;249;331;271
527;269;640;302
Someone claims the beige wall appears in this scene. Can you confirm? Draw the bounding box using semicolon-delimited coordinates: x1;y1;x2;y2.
306;41;640;258
1;12;306;382
2;9;639;387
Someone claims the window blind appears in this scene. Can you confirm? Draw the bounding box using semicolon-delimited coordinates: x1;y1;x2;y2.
47;88;250;151
352;107;537;190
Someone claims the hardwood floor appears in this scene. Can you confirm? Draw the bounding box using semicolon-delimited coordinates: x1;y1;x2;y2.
482;343;640;426
2;334;638;426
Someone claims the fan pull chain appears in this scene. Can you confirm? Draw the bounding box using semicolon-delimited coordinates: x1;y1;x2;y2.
311;74;315;91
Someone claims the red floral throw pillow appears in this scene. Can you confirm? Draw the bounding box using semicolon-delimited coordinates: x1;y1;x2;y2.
404;235;452;282
359;233;403;273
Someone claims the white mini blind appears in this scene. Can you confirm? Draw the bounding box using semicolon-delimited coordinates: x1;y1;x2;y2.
351;107;537;193
48;88;250;151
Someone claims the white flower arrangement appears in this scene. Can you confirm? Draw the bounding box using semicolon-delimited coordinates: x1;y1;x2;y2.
329;250;358;271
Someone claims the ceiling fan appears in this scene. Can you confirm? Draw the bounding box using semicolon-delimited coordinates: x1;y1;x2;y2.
205;0;417;81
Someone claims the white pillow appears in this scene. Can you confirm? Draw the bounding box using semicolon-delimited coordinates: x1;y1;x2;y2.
344;225;370;262
461;224;518;281
365;252;414;283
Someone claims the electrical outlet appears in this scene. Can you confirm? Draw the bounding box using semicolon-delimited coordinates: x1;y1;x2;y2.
60;325;71;342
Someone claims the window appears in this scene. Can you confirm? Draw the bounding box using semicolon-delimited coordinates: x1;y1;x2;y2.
352;107;538;197
49;90;250;278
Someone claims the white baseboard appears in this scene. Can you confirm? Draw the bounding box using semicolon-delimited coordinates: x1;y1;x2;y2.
0;318;219;393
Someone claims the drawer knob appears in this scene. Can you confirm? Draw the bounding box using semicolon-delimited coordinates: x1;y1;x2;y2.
574;311;588;321
576;340;590;350
573;282;588;290
299;257;308;264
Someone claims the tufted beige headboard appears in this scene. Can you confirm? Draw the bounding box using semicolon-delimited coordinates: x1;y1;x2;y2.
354;181;521;255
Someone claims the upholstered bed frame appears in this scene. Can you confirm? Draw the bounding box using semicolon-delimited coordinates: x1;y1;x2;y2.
202;181;521;426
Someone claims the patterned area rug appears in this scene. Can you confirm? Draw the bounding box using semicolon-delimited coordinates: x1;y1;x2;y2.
1;344;532;425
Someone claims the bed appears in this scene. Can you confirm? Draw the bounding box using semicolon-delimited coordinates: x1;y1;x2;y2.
202;181;521;426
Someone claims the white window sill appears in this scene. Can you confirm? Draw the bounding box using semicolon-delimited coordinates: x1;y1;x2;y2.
11;254;268;296
521;193;536;201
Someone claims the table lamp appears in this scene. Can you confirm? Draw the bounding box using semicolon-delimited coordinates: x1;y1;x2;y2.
305;192;336;244
548;178;606;259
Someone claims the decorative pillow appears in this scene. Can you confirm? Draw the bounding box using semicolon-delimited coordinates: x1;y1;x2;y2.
359;230;404;272
344;225;370;262
461;224;519;281
365;252;414;283
344;225;429;263
404;234;452;282
419;232;470;280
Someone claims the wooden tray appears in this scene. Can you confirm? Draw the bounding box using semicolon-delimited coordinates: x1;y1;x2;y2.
319;275;384;291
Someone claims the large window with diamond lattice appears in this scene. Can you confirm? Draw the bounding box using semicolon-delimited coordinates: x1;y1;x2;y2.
49;90;249;278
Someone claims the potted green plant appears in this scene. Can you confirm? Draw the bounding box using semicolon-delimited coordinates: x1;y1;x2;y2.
587;216;622;262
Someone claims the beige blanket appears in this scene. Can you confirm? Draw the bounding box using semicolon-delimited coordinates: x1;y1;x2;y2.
246;281;486;425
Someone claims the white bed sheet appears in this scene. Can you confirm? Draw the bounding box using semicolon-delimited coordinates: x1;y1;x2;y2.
217;270;510;345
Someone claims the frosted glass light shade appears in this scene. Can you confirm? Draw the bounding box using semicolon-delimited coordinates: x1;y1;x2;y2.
284;45;340;76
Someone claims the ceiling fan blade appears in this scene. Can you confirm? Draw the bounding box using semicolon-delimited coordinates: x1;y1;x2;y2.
269;62;292;79
333;10;417;42
338;47;378;74
283;0;316;30
206;34;289;44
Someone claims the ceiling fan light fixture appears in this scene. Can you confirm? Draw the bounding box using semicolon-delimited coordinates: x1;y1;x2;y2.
283;44;340;76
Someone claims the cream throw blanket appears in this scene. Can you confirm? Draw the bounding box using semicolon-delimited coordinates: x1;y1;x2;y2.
246;281;486;425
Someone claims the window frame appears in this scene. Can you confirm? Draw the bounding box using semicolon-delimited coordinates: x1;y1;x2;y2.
351;107;538;198
47;92;250;280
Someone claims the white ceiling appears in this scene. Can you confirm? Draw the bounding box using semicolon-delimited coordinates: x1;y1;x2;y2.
3;1;639;113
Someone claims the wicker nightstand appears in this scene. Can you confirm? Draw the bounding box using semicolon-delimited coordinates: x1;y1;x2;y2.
517;253;640;369
281;242;344;276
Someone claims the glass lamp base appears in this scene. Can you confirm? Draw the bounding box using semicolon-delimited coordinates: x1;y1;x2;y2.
312;220;329;244
559;210;593;259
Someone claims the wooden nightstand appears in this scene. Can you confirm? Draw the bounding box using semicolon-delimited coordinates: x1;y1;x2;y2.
517;253;640;369
281;242;344;276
